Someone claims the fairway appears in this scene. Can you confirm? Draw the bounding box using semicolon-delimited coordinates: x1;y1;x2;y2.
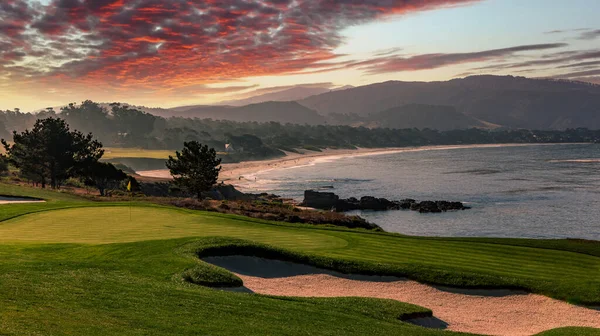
2;206;599;303
1;185;600;335
102;148;176;159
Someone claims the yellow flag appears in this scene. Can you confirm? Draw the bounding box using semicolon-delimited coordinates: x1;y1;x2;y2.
127;181;132;192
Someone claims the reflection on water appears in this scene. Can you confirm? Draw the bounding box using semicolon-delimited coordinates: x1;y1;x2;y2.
239;143;600;240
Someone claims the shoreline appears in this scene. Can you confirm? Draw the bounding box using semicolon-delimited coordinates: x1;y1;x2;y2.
136;143;592;184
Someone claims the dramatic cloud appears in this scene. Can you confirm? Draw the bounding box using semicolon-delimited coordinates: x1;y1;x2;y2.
239;82;336;96
553;68;600;80
372;47;404;57
359;43;568;74
0;0;479;95
457;49;600;79
544;28;590;35
579;29;600;40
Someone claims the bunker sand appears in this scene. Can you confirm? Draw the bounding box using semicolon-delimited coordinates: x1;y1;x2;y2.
204;256;600;336
0;196;45;204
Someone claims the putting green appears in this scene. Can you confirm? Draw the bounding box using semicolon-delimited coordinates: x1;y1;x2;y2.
0;206;348;250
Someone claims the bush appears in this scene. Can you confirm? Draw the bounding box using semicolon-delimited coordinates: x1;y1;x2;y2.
0;155;8;176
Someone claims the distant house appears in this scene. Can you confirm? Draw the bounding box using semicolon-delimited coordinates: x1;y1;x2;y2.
225;143;243;153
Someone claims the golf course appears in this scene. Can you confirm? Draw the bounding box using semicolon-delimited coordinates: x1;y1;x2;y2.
1;183;599;335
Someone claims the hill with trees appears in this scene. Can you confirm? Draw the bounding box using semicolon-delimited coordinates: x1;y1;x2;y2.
147;101;326;125
299;75;600;129
345;104;488;130
3;101;600;166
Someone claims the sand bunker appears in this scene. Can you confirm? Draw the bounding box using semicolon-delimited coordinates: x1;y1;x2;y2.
0;196;45;204
203;256;600;336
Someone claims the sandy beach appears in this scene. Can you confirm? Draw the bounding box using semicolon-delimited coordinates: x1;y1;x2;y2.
136;143;583;183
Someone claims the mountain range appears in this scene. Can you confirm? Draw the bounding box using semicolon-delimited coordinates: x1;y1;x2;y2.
300;76;600;130
85;75;600;130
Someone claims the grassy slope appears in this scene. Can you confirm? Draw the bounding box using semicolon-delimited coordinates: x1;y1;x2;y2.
1;183;599;335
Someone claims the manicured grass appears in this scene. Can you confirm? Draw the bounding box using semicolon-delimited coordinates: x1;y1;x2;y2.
102;147;228;160
536;328;600;336
0;182;94;222
2;205;600;305
1;183;599;335
0;238;596;336
0;240;457;336
102;147;176;159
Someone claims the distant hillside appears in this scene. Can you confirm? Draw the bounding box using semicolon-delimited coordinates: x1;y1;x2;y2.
150;101;326;125
219;86;334;106
369;104;486;131
299;75;600;130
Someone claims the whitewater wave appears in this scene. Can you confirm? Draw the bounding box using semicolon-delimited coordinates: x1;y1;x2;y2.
549;159;600;163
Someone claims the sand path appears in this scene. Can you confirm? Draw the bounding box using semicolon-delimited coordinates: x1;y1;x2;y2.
204;256;600;336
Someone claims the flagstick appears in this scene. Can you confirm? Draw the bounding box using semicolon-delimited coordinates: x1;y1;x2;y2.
127;180;132;222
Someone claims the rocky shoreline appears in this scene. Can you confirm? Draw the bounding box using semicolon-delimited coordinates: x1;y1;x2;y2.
301;190;470;213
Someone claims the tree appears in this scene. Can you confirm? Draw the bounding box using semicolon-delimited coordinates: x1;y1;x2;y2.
61;101;111;141
111;103;156;137
0;154;8;176
81;162;128;196
1;117;104;189
166;141;222;199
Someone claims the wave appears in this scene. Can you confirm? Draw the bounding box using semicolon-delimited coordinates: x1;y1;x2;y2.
550;159;600;163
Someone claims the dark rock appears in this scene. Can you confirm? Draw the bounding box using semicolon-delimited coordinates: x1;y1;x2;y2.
359;196;395;211
301;190;339;209
300;190;470;214
398;199;415;209
415;201;442;213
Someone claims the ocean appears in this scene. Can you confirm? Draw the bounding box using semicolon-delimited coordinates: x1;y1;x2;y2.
238;143;600;239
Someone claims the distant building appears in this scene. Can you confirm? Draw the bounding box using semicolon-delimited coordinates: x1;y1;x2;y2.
225;142;244;153
225;143;236;153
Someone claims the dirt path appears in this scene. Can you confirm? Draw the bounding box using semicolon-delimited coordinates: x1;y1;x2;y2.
204;256;600;336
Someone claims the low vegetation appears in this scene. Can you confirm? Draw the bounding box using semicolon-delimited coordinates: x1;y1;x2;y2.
165;198;381;230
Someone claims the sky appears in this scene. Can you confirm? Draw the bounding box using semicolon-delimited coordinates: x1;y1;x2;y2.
1;0;600;111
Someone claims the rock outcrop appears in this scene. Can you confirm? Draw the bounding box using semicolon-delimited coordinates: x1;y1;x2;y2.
301;190;470;213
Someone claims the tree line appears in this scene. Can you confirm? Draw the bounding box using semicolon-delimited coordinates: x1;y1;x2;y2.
1;118;129;195
1;116;222;198
2;101;600;163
